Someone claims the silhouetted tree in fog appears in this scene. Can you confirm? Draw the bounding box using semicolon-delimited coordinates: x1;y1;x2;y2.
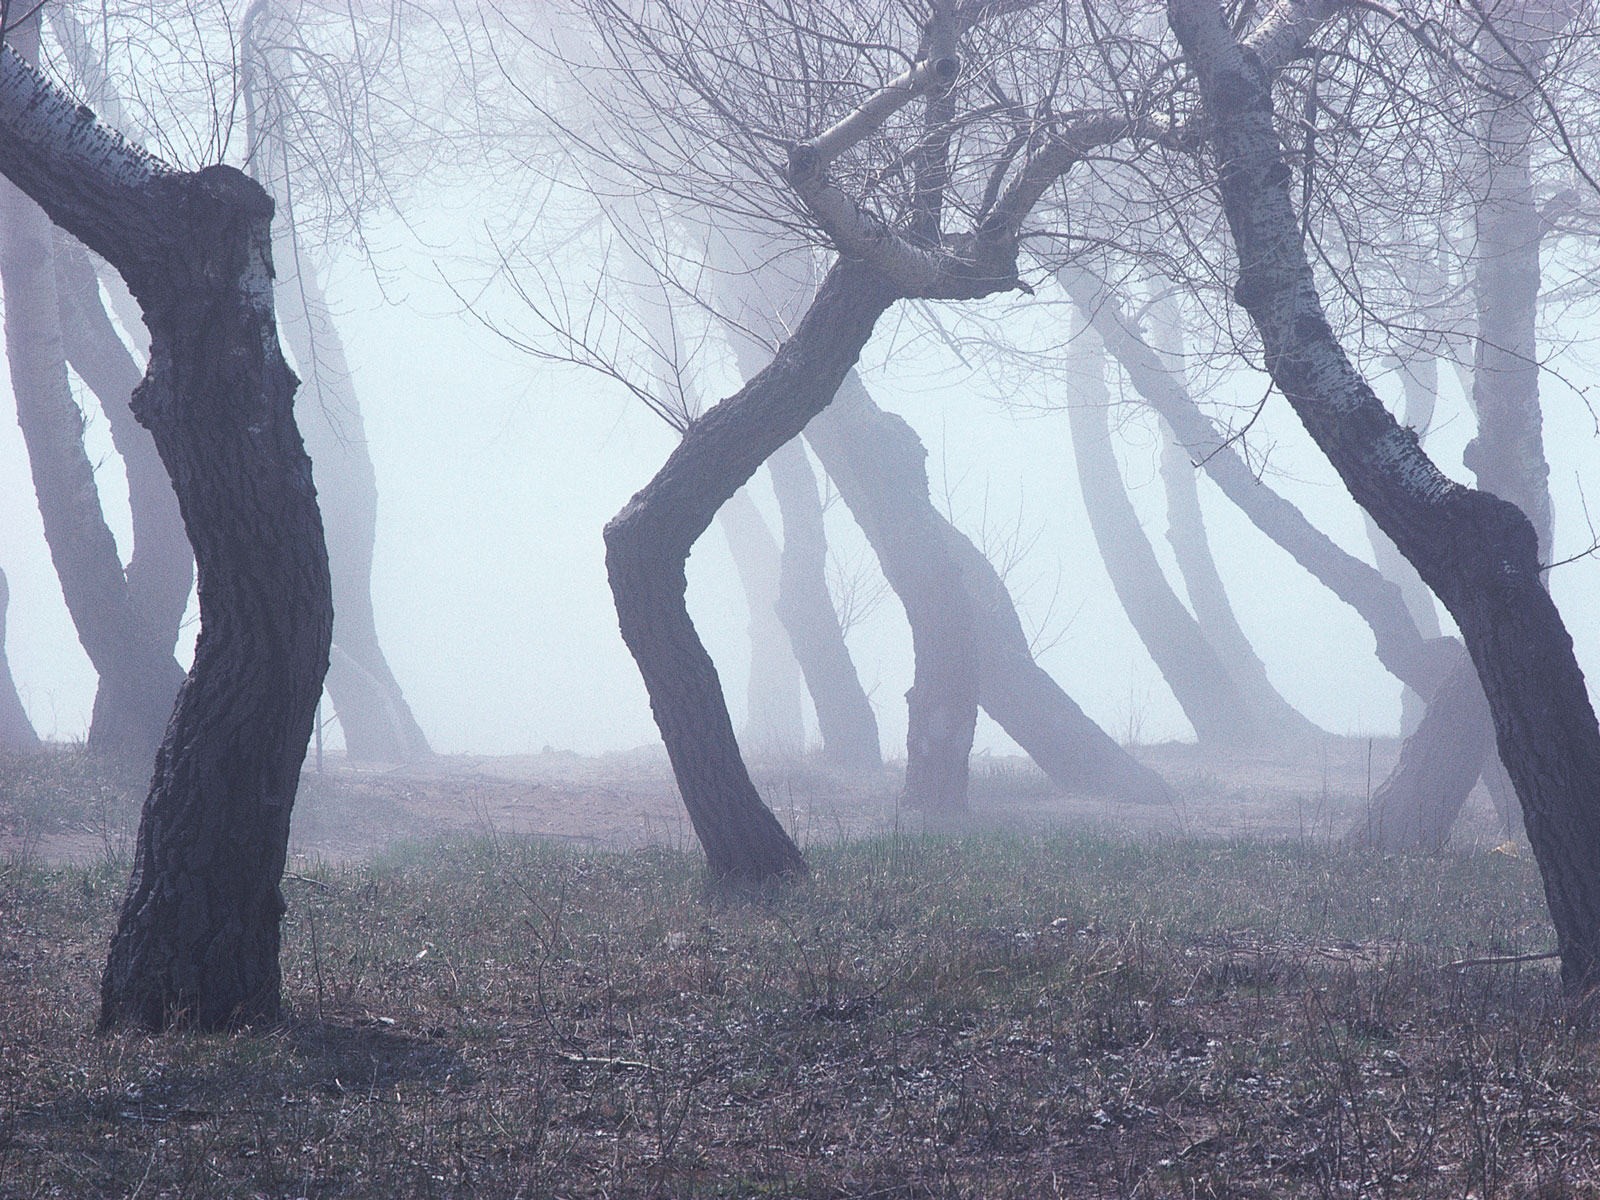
0;15;334;1029
0;570;40;752
1169;0;1600;993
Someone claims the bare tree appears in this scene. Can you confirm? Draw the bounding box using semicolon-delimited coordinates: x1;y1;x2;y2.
1168;0;1600;993
0;15;334;1029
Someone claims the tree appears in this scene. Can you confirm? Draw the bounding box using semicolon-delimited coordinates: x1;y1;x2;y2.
0;18;334;1029
1168;0;1600;993
0;569;40;752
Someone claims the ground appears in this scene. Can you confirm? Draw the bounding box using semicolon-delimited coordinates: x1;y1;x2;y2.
0;735;1510;869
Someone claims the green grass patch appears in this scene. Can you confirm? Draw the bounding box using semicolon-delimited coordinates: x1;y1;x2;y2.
3;828;1597;1198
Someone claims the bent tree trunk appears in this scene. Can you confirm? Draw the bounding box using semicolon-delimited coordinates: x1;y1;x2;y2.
1173;0;1600;992
0;32;333;1029
717;487;807;758
605;260;897;883
767;438;882;769
1065;317;1261;749
0;171;183;766
0;571;41;752
800;379;978;812
807;371;1173;804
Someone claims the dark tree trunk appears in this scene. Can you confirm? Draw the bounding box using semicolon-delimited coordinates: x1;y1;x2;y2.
801;379;976;812
0;27;334;1029
0;570;41;752
1173;0;1600;992
1067;267;1455;699
1349;643;1492;851
0;172;183;766
766;438;882;769
807;371;1173;805
1065;318;1261;749
717;487;807;758
606;260;898;883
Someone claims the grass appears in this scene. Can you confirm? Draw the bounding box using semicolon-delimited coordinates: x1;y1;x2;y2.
4;820;1600;1198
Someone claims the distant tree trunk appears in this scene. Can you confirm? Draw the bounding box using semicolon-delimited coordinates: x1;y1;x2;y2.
0;570;41;752
806;372;1172;804
52;233;193;656
0;25;334;1029
606;260;897;883
1350;643;1492;851
800;378;976;811
0;173;183;766
1146;296;1326;746
273;259;432;762
1065;317;1261;749
239;7;431;763
1173;0;1600;992
1067;266;1456;700
1364;357;1443;735
717;487;807;758
767;438;882;769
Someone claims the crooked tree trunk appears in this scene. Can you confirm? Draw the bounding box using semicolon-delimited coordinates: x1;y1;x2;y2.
0;28;334;1029
767;438;882;769
53;233;193;657
799;380;977;812
717;487;807;758
0;172;183;766
0;570;40;752
807;372;1173;805
1065;318;1262;749
1173;0;1600;991
605;260;899;883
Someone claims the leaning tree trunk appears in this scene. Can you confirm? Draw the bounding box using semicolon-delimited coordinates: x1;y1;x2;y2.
605;260;898;884
0;171;183;766
766;438;882;769
53;232;193;657
1172;0;1600;992
807;371;1175;805
0;29;333;1029
0;570;41;752
1350;642;1493;851
1065;317;1261;749
717;487;808;758
798;383;978;812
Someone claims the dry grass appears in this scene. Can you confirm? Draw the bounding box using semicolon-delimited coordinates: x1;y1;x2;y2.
5;778;1600;1198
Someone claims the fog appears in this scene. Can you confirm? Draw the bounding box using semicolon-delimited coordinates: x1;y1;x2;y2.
3;202;1596;761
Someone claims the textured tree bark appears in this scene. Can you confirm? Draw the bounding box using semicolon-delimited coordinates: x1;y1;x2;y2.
606;260;898;882
717;487;807;758
0;570;41;752
0;172;183;766
801;377;977;812
1065;317;1261;749
807;372;1172;804
53;233;193;659
1172;0;1600;992
766;438;882;769
0;29;334;1029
